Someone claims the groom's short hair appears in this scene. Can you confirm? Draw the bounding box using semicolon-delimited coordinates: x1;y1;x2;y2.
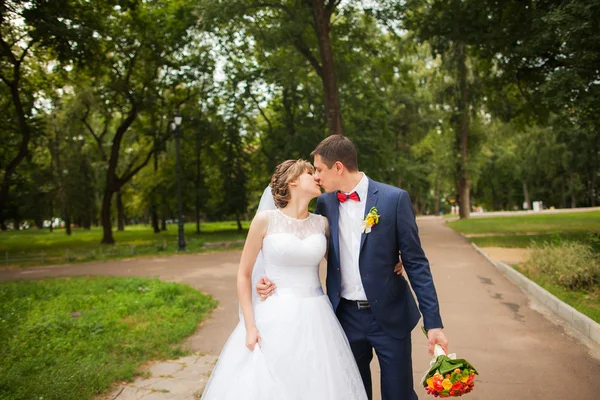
311;135;358;172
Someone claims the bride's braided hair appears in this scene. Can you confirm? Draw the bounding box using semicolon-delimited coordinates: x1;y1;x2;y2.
270;159;314;208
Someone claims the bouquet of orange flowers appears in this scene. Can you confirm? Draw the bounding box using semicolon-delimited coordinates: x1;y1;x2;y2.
421;329;478;397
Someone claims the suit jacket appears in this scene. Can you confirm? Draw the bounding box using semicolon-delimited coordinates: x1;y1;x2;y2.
315;178;443;339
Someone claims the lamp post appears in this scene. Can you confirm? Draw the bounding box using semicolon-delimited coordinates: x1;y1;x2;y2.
171;111;185;251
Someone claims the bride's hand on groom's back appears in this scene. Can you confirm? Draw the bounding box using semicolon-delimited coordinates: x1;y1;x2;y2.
256;276;276;300
394;259;405;275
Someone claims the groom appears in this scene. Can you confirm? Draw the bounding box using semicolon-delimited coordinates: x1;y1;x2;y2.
259;135;447;400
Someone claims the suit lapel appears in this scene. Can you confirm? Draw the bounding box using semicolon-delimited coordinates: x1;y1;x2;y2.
359;179;379;254
328;193;341;262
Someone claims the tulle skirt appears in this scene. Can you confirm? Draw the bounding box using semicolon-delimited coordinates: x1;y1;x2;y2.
201;288;367;400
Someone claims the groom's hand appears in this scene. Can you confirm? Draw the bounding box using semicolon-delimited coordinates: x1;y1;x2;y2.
256;276;276;301
427;328;449;355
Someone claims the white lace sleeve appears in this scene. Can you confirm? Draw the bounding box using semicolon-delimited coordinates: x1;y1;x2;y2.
321;215;329;238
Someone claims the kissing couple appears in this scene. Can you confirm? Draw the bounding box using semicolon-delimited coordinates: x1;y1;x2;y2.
202;135;448;400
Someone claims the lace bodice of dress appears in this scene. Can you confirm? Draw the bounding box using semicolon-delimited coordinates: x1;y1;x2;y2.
261;209;327;289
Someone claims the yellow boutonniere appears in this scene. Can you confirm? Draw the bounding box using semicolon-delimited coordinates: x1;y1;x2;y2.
361;207;380;233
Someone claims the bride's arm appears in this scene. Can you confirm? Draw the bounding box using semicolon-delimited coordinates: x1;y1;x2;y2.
323;216;330;260
237;211;268;346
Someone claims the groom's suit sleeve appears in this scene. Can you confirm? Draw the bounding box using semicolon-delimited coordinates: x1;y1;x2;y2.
396;190;444;330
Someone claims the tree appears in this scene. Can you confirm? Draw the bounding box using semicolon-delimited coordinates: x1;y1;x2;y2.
206;0;346;135
72;0;205;243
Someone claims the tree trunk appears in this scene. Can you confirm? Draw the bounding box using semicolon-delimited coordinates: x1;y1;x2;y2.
434;175;440;215
236;212;243;233
99;106;139;244
195;131;202;234
83;214;91;230
523;181;531;210
0;71;31;231
592;178;597;207
456;41;471;219
53;123;71;236
591;136;598;207
117;190;125;231
48;199;54;232
151;204;160;233
161;205;167;231
458;178;470;218
151;142;160;233
101;182;116;244
413;195;420;215
570;171;577;208
64;209;72;235
310;0;343;135
561;177;567;208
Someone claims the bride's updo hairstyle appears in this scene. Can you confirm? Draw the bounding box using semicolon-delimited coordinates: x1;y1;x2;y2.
270;159;314;208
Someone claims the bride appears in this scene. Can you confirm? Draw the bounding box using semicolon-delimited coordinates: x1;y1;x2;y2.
201;159;367;399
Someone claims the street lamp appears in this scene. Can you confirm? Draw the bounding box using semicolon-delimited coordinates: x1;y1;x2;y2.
172;111;186;251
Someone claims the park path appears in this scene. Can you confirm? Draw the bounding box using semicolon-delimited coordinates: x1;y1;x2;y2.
1;218;599;399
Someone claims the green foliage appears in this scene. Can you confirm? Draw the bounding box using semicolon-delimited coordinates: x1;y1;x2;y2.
524;241;600;289
0;276;218;400
2;0;599;236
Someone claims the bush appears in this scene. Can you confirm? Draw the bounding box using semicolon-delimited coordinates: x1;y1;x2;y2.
525;241;600;289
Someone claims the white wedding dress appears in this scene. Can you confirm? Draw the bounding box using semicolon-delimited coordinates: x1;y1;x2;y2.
201;209;367;400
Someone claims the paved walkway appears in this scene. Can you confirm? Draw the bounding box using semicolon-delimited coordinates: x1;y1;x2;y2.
1;218;599;399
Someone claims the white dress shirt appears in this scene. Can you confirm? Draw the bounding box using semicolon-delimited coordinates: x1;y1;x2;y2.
339;173;369;301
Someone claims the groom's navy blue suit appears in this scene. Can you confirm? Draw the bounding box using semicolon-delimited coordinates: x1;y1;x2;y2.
315;178;443;400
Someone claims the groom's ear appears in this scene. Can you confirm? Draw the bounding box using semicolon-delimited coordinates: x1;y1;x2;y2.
334;161;344;175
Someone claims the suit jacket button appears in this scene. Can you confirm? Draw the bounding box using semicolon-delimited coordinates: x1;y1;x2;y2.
336;292;340;297
337;268;340;271
374;300;378;303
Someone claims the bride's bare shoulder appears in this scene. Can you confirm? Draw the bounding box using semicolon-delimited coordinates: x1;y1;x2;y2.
250;210;271;233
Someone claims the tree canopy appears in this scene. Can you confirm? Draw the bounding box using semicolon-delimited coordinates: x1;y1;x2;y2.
1;0;598;240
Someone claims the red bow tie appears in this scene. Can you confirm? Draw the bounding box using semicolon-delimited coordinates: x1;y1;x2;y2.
337;191;360;203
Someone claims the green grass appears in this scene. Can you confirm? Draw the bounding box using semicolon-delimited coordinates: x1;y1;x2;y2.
0;276;218;400
0;221;249;268
469;232;600;252
514;265;600;324
447;211;600;235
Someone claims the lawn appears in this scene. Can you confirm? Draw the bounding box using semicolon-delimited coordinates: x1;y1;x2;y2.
448;211;600;254
0;221;250;267
514;265;600;324
0;276;218;400
447;211;600;235
469;232;600;253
